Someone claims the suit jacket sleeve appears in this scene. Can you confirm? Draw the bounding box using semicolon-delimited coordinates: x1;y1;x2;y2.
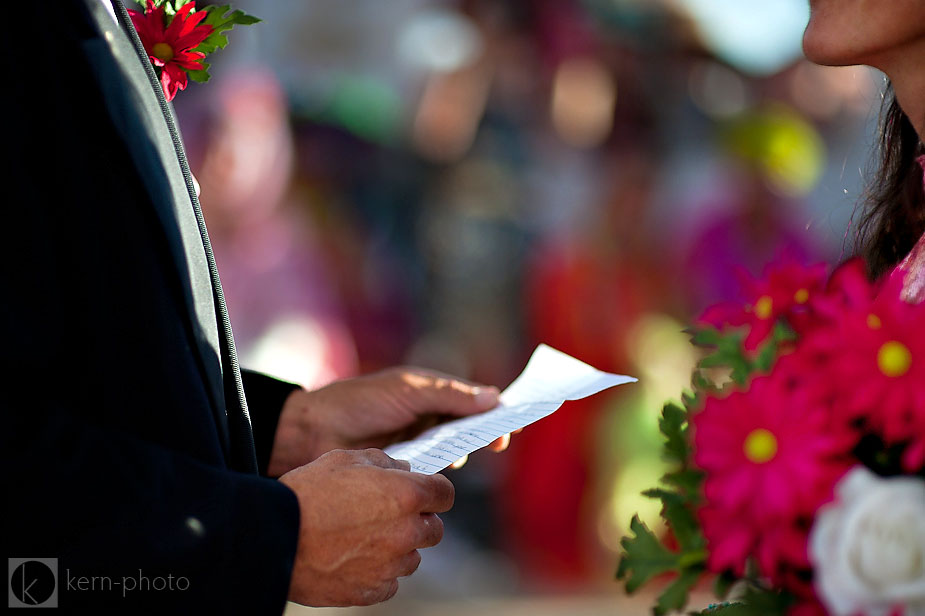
241;370;302;476
2;3;299;612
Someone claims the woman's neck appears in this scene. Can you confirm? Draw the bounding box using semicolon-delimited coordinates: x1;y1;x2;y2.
890;75;925;142
880;43;925;142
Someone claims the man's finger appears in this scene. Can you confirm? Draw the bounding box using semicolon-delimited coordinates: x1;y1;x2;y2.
450;454;468;469
414;513;444;549
489;433;511;452
399;370;500;417
391;458;412;471
409;473;455;513
361;448;411;470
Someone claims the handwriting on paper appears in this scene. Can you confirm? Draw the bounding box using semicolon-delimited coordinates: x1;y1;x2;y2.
384;344;637;474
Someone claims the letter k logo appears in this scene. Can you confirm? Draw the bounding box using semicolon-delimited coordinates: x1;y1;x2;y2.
8;559;57;608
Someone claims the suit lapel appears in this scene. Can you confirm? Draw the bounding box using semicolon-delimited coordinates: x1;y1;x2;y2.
82;0;231;458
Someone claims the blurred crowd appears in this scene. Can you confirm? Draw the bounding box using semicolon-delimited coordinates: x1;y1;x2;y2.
175;0;880;599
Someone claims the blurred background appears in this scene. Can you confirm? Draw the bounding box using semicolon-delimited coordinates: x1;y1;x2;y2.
174;0;881;612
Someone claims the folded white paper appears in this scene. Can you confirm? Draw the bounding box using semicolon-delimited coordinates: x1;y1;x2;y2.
384;344;637;474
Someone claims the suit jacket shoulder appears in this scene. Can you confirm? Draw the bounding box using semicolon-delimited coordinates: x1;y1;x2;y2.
0;2;299;611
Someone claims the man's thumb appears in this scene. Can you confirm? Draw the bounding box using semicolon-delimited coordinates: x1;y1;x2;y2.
418;376;500;416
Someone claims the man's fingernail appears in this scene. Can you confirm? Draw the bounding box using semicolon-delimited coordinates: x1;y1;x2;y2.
474;387;500;406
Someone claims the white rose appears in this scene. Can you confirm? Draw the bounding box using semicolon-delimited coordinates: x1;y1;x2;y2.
809;466;925;616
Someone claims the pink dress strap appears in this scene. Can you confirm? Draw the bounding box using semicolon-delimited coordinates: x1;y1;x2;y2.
889;154;925;304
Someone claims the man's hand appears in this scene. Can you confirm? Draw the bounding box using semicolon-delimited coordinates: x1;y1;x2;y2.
267;368;502;476
280;449;452;606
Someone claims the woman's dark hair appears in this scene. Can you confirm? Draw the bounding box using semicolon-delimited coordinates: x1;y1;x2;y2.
858;83;925;278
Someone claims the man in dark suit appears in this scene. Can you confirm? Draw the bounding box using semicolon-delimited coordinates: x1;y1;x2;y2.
2;1;500;611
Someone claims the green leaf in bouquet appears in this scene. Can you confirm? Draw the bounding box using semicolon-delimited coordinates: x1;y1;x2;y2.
750;339;778;373
681;387;701;409
748;322;791;373
655;568;702;616
697;354;726;369
727;359;752;386
698;586;794;615
771;320;797;343
642;489;705;555
660;402;690;464
711;570;737;600
661;469;703;497
628;487;706;613
696;333;753;386
699;603;750;615
737;587;794;614
689;326;723;348
683;376;711;403
617;516;678;593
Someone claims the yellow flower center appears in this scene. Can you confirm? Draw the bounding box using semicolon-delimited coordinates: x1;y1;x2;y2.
152;42;175;62
867;314;882;330
793;288;809;304
754;295;773;320
877;341;911;377
743;428;777;464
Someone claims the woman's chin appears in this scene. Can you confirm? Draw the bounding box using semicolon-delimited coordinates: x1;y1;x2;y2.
802;32;860;67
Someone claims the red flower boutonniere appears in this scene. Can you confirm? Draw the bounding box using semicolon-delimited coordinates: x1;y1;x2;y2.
128;0;260;101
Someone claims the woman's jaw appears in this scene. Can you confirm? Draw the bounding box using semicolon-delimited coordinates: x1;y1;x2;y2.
803;0;925;141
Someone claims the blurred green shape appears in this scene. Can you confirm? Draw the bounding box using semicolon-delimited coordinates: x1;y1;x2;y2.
318;77;402;145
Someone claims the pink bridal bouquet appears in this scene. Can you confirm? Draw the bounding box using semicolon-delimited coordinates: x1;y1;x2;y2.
617;259;925;616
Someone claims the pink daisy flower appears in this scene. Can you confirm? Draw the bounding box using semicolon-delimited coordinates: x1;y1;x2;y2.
803;258;879;329
803;275;925;470
699;261;827;351
693;375;852;579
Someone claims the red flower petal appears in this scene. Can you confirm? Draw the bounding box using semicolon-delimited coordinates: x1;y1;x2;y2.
172;55;206;71
165;3;213;52
159;63;188;102
164;2;196;41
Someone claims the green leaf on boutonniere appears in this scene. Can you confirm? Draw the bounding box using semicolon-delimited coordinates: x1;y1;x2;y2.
194;5;261;55
131;1;183;13
187;67;211;83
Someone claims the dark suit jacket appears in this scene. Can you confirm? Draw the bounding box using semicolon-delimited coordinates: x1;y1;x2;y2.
3;1;300;612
